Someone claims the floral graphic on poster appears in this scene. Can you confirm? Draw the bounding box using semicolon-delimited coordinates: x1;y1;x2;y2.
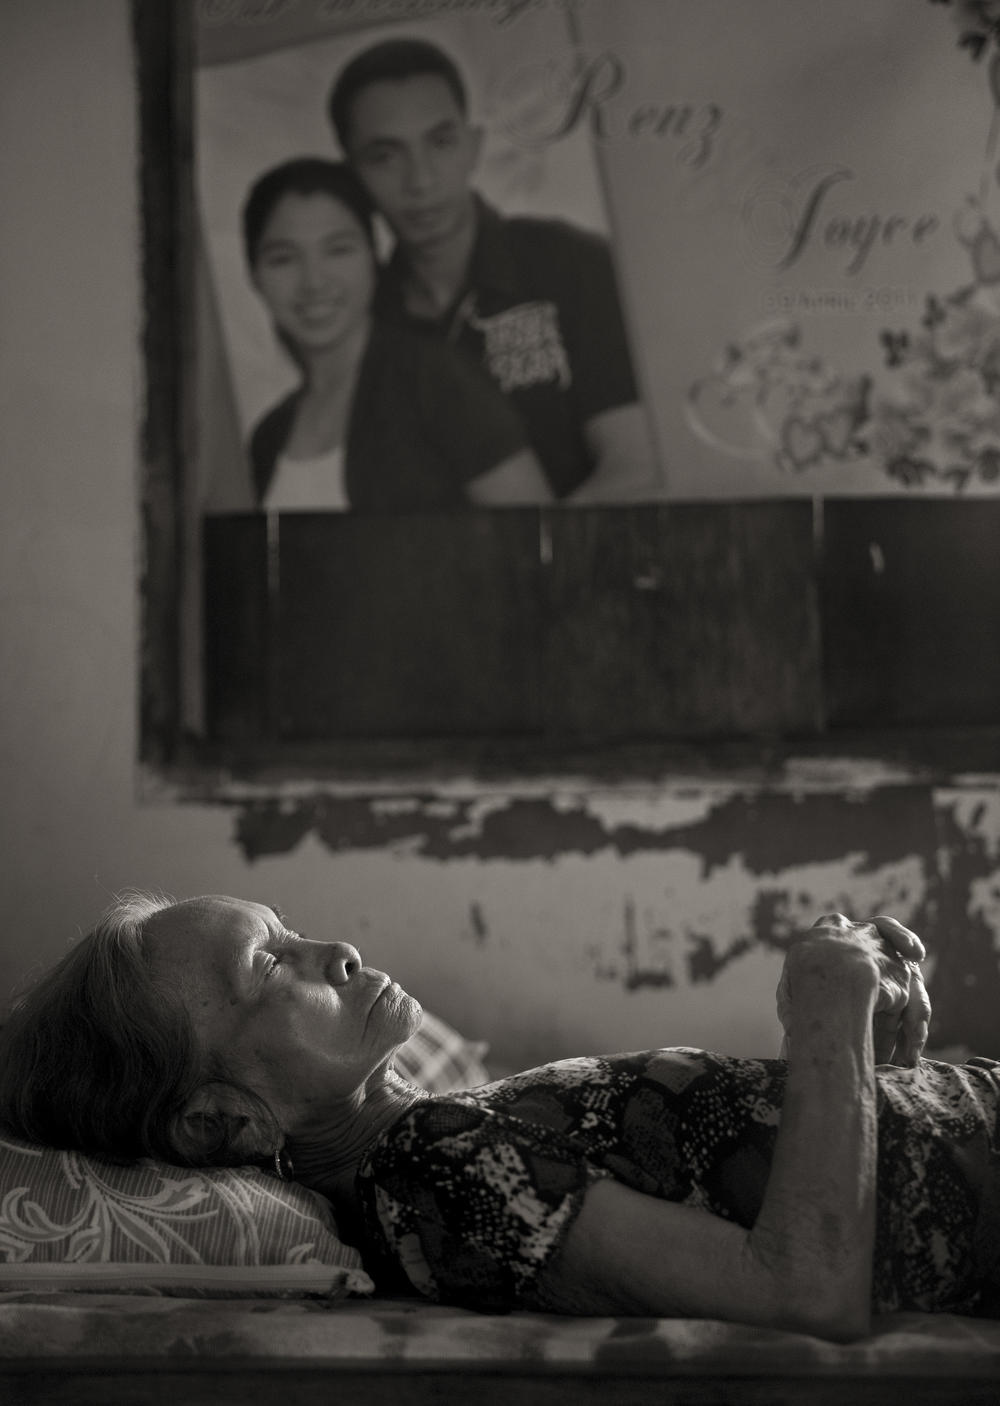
685;0;1000;492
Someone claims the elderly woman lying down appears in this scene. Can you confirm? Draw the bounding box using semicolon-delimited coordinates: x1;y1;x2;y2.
0;894;996;1342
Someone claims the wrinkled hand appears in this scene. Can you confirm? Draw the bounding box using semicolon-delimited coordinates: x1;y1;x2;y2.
867;914;931;1065
776;913;931;1066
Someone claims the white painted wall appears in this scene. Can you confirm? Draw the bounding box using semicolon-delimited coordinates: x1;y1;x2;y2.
2;2;992;1073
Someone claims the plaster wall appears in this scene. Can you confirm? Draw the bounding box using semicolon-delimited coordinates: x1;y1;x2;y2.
0;0;997;1071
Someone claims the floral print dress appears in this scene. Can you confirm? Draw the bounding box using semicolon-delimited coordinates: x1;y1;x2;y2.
357;1051;1000;1316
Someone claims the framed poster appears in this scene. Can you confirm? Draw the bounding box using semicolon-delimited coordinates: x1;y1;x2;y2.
192;0;1000;507
136;1;1000;781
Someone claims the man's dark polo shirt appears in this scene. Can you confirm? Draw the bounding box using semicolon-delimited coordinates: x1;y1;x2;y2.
374;197;640;499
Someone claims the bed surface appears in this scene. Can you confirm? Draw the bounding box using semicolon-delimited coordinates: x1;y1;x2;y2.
3;1292;1000;1406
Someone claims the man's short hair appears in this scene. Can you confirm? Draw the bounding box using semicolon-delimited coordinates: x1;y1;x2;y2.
328;38;468;152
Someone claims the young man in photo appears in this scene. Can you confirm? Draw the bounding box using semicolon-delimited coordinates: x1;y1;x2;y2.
328;38;658;502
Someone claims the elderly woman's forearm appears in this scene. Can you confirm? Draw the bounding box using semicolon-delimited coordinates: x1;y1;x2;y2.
750;946;879;1338
536;942;880;1337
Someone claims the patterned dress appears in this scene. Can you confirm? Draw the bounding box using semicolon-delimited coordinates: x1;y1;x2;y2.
356;1051;1000;1316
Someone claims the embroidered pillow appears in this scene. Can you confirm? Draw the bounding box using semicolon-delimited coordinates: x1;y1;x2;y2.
0;1134;373;1297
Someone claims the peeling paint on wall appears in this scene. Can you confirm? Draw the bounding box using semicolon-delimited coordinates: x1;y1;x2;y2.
229;775;1000;1059
466;902;489;947
233;783;938;868
926;792;1000;1055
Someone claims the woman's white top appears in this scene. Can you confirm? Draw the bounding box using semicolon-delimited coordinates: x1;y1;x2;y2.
262;448;349;512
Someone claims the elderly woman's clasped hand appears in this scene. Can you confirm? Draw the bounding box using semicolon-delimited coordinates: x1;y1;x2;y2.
776;912;932;1066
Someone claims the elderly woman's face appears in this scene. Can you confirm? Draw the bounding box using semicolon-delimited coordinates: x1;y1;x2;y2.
142;896;421;1132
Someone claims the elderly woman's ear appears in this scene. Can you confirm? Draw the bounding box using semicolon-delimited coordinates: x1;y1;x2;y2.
169;1081;278;1166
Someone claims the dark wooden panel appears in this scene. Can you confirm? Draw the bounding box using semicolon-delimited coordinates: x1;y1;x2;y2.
5;1365;998;1406
822;499;1000;727
202;514;271;741
134;0;194;766
542;503;821;740
275;512;543;738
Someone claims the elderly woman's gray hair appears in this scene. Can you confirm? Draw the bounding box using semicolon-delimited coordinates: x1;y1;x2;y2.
0;891;278;1166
